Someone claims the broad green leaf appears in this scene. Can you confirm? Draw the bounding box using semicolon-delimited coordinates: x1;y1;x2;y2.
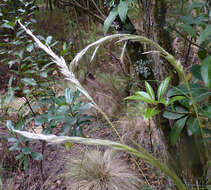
6;120;15;131
7;137;17;142
52;96;66;106
72;90;80;104
145;81;155;100
16;153;24;160
170;116;188;145
125;95;155;104
21;78;37;86
1;23;14;30
48;114;66;122
136;91;156;104
179;24;196;39
118;0;129;23
31;152;43;160
159;98;167;105
180;15;195;25
125;91;156;104
199;106;211;119
175;106;189;114
198;25;211;45
57;105;69;113
26;43;34;52
34;115;48;125
201;56;211;88
40;71;48;78
22;147;31;155
9;143;21;151
187;2;204;12
157;77;170;101
167;83;211;103
163;111;185;120
65;88;72;104
23;156;28;170
46;36;52;44
78;103;93;112
190;65;202;81
104;7;118;35
168;96;185;105
6;87;14;106
144;107;160;119
8;59;19;68
0;94;6;109
186;117;200;136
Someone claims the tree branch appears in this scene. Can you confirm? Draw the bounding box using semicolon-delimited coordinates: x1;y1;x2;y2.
59;0;105;24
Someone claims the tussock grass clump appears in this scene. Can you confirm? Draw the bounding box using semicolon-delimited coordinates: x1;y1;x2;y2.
67;149;142;190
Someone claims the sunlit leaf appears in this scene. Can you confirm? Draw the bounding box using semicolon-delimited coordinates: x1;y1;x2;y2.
126;91;157;104
145;81;155;100
157;77;170;101
144;107;160;119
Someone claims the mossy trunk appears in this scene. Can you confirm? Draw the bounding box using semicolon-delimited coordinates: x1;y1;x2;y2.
138;0;207;185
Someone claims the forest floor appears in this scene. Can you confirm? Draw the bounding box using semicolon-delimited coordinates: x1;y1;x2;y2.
0;114;170;190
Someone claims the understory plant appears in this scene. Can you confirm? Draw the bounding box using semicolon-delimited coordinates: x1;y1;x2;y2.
2;1;210;190
0;0;92;172
12;20;197;190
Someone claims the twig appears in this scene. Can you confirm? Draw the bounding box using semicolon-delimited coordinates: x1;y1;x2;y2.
59;0;104;24
90;0;106;19
169;25;209;53
184;37;192;66
109;52;129;77
24;96;36;117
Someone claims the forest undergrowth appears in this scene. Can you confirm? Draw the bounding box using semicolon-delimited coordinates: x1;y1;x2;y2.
0;1;211;190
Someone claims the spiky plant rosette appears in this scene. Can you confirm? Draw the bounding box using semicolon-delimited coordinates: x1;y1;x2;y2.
67;149;142;190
